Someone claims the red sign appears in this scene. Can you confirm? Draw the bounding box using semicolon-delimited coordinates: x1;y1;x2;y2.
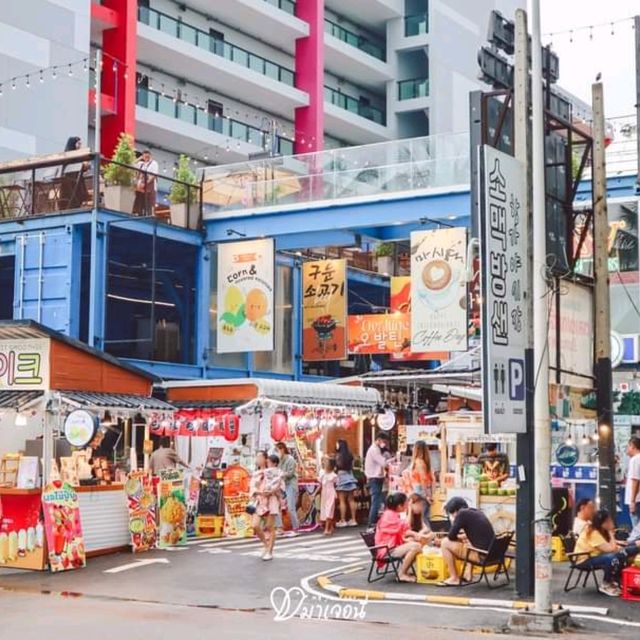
0;492;46;570
348;313;410;354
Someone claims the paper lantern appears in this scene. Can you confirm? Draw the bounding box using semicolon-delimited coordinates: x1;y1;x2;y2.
224;414;240;442
270;412;288;442
342;416;355;431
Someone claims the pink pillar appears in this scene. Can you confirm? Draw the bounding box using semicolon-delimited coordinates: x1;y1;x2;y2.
294;0;324;154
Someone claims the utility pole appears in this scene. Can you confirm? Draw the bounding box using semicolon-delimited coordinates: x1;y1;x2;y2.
513;8;534;599
635;16;640;191
530;0;553;616
592;82;616;515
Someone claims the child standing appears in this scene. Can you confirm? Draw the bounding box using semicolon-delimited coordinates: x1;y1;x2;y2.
320;458;338;536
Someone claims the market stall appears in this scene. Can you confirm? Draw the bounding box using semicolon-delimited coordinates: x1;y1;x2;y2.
0;320;175;570
160;378;380;533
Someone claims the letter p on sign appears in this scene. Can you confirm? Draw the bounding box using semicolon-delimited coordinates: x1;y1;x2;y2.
509;358;524;401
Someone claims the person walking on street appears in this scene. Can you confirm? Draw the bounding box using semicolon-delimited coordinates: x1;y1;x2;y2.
365;432;391;531
625;436;640;527
335;439;358;527
249;452;284;561
274;442;299;533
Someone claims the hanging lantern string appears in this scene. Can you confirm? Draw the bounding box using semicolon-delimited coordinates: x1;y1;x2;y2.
543;15;635;40
0;56;90;96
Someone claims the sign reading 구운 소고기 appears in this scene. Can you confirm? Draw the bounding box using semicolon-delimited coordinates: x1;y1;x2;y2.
480;146;528;434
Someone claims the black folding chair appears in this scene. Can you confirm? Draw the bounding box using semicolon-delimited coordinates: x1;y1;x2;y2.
563;533;601;592
459;530;514;589
360;531;402;583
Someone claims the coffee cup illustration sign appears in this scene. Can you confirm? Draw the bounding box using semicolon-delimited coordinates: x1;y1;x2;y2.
410;228;468;353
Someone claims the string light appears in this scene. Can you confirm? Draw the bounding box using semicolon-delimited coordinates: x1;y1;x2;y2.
39;70;44;83
25;76;30;89
68;64;73;77
11;78;16;90
543;15;634;41
52;67;57;80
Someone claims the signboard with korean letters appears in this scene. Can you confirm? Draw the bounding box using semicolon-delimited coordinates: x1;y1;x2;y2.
480;146;528;434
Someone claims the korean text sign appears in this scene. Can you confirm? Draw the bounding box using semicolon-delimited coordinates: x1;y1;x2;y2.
480;146;528;434
217;239;274;353
410;228;468;352
302;259;347;361
0;339;50;390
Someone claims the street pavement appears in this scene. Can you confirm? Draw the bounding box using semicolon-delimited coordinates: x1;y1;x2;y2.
0;528;638;638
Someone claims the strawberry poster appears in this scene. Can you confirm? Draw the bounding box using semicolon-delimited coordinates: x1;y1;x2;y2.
302;259;347;361
124;471;157;553
41;481;86;572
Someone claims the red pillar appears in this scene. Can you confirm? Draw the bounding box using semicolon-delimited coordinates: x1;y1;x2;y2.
101;0;137;157
294;0;324;154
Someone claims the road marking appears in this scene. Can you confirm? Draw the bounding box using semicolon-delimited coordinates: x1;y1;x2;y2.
197;548;232;555
103;558;170;574
163;547;189;552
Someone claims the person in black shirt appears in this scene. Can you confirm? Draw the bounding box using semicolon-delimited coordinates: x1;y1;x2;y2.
438;497;495;586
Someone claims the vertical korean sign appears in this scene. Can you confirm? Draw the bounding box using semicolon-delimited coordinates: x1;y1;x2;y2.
480;146;528;434
410;228;468;352
217;239;274;353
302;259;347;361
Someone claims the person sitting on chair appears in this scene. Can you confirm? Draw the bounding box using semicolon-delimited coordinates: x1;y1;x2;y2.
407;493;435;546
572;498;595;537
374;492;421;583
574;508;640;597
438;497;495;586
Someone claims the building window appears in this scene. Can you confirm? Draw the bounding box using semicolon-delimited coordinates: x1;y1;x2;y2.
104;228;197;364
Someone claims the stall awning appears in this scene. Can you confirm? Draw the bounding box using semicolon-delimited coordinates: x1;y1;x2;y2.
0;390;44;410
60;392;175;411
171;400;241;409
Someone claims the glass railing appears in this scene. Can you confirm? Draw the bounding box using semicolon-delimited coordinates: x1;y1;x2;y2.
404;13;428;36
398;77;429;100
324;86;386;125
138;6;295;86
136;87;293;155
324;19;386;62
200;132;470;214
263;0;296;15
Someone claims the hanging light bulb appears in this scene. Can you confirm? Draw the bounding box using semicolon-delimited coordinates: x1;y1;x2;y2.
39;70;44;83
11;78;16;90
25;76;30;89
581;434;590;446
565;433;573;446
592;430;600;442
68;64;73;77
83;58;88;72
0;86;3;97
52;67;57;80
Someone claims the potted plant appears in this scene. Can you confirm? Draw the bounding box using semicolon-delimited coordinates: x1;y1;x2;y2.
168;155;199;228
103;133;136;213
374;242;395;275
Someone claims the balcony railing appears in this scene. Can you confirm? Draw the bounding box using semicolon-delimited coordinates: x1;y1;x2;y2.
324;86;386;125
200;132;470;214
398;77;429;100
0;152;203;228
404;12;428;37
324;18;386;62
263;0;296;15
137;87;294;155
138;6;295;86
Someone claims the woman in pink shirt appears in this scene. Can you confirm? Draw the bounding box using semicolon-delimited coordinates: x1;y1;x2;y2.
374;492;422;582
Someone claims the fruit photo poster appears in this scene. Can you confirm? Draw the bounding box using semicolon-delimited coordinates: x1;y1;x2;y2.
216;239;275;353
410;228;467;353
302;259;347;361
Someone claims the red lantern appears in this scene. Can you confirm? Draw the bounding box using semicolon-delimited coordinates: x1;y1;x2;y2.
342;416;355;431
224;413;239;442
270;412;288;442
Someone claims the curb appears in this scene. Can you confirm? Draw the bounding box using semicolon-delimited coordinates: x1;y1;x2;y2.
314;573;609;617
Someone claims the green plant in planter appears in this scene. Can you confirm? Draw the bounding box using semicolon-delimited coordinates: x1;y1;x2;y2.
374;242;394;258
169;155;198;204
103;133;136;187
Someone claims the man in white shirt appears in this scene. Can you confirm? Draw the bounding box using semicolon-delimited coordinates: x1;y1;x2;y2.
365;432;391;531
625;436;640;527
572;498;594;536
133;149;159;216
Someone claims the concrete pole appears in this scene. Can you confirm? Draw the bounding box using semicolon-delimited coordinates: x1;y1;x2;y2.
635;16;640;191
592;82;616;515
530;0;553;614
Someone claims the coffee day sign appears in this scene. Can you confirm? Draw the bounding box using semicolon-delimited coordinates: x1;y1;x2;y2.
410;228;468;352
302;259;347;361
0;339;50;390
217;239;274;353
480;146;527;434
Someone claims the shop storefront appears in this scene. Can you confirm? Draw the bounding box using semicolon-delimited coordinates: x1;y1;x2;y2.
0;320;174;571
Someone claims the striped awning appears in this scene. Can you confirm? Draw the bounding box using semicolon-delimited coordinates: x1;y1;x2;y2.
0;390;44;410
60;391;174;411
170;400;241;410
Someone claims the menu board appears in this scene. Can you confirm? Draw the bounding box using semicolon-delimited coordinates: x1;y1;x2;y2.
157;469;187;548
41;482;86;572
222;465;252;538
124;471;157;553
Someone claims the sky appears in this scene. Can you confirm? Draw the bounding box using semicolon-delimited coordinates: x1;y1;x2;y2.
539;0;638;120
